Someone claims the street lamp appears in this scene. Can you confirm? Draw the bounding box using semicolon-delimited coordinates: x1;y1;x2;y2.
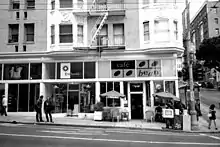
188;44;198;130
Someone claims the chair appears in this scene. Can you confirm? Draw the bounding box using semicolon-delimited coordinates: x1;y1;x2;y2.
145;110;155;122
111;108;121;122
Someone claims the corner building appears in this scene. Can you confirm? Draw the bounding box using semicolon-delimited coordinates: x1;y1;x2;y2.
0;0;184;120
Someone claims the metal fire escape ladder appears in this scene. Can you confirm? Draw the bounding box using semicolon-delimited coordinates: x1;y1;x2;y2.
90;12;108;47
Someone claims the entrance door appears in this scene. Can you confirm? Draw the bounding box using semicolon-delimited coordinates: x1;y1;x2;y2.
130;94;143;119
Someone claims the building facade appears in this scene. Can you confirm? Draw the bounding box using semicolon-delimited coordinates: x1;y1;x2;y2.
0;0;184;120
190;0;220;51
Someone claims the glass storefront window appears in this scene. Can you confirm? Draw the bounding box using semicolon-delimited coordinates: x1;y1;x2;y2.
4;64;29;80
54;84;67;113
165;81;176;95
44;63;55;79
71;62;83;79
84;62;95;79
154;81;164;93
162;59;176;77
30;63;42;79
79;83;95;113
98;61;110;78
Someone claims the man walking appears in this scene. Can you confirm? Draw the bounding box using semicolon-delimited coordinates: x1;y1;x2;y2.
44;96;54;123
1;95;7;116
35;95;44;122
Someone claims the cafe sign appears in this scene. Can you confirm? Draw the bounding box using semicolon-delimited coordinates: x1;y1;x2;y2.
111;60;135;78
136;60;161;77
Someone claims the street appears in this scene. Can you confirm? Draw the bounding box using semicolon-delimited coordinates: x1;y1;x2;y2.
200;88;220;109
0;124;219;147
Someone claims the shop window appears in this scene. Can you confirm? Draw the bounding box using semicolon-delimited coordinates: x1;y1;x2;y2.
107;82;113;92
154;81;164;93
165;81;175;95
4;64;29;80
98;61;110;78
29;83;39;112
70;62;83;79
69;84;79;90
45;63;55;79
162;59;176;77
79;83;95;113
54;83;67;113
30;63;42;79
84;62;95;79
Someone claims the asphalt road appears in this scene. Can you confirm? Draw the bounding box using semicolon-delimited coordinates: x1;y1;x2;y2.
0;123;219;147
200;88;220;109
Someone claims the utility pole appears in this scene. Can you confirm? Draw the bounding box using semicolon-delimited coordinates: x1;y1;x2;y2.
184;0;198;130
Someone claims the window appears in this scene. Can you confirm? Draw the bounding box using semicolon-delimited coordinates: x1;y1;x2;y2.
60;0;72;8
214;18;218;24
8;24;19;43
113;24;124;45
154;19;169;42
216;28;219;35
173;21;178;40
11;1;20;10
23;45;26;52
97;24;108;46
51;0;55;10
51;25;55;44
191;31;195;45
143;0;150;5
59;24;73;43
24;12;27;19
77;25;83;43
199;23;204;42
15;45;18;52
26;0;35;9
143;21;150;41
24;23;34;42
16;12;19;19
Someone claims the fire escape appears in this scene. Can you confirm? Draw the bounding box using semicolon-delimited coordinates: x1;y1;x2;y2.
89;0;108;49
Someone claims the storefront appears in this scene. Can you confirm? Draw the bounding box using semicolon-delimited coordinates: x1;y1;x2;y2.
0;52;179;120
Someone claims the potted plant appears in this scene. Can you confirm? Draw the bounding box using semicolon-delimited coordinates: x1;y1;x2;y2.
93;102;104;121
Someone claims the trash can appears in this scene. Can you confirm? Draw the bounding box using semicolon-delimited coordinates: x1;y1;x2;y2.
182;114;191;131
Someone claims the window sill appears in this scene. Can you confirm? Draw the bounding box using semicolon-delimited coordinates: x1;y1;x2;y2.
23;41;35;44
7;42;18;45
8;9;20;11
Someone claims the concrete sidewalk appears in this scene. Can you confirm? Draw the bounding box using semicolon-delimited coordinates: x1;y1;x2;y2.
0;112;219;133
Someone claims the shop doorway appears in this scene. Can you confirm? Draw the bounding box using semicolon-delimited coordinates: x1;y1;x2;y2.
130;94;143;119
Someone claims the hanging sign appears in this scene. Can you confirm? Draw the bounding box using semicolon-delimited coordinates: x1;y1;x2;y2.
60;63;71;79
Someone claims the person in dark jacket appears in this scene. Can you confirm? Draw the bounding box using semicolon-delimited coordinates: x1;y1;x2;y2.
35;95;44;122
44;96;54;123
208;104;217;130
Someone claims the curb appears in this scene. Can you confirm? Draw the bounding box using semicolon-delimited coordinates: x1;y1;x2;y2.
1;120;220;134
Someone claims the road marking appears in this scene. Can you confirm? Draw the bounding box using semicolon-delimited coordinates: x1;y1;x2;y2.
0;133;219;146
0;123;24;127
106;130;200;137
200;134;220;140
38;130;108;136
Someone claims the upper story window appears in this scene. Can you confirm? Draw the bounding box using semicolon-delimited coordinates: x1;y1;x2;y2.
77;25;84;43
191;31;196;45
154;19;169;42
59;24;73;43
199;23;204;43
60;0;73;8
26;0;35;9
113;24;124;45
143;0;150;5
216;28;219;36
212;8;217;13
51;25;55;44
214;18;219;24
143;21;150;41
51;0;55;10
97;24;108;46
8;24;19;43
10;0;20;10
173;21;178;40
24;23;35;42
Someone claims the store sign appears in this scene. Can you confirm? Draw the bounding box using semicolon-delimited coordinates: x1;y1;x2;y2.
162;109;174;118
60;63;71;79
111;60;135;78
136;60;161;77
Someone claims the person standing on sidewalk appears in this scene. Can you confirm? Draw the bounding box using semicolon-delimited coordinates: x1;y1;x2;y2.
208;104;218;130
44;96;54;123
1;95;7;116
35;95;44;122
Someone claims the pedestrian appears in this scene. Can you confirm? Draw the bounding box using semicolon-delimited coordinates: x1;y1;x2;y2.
208;104;218;130
1;95;7;116
35;95;44;122
195;100;202;121
44;96;54;123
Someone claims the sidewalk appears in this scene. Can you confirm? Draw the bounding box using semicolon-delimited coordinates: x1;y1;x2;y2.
0;112;219;133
